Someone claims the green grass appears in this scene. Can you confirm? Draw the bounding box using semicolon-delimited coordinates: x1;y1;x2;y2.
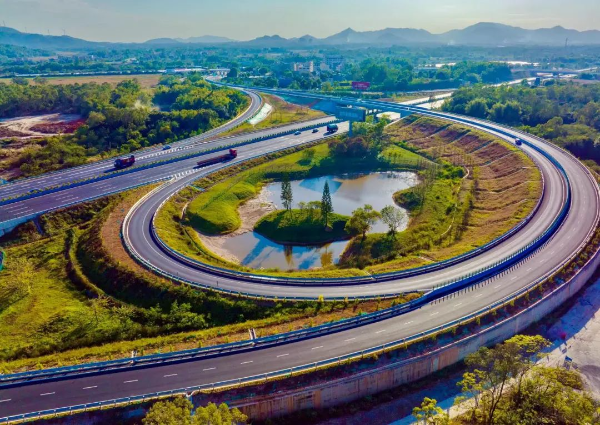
186;143;399;236
255;210;352;245
0;233;126;360
341;176;462;269
223;93;326;136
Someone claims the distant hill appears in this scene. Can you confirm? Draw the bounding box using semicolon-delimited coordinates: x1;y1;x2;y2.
0;26;102;50
2;23;600;51
440;22;600;46
144;38;182;45
175;35;234;44
241;23;600;47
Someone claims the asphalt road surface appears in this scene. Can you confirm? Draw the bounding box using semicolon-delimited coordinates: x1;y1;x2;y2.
0;97;598;419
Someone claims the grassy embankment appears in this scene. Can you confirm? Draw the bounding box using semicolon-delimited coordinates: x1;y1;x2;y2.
222;93;326;137
154;140;423;277
254;210;352;245
0;187;417;373
157;114;541;277
358;115;542;273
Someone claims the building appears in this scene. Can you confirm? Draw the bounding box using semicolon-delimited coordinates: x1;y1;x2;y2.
321;55;344;72
292;61;314;74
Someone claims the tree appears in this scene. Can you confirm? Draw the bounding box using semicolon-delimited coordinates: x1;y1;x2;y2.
143;397;193;425
193;402;248;425
458;335;550;424
345;204;381;240
280;174;293;213
465;98;489;119
142;399;247;425
227;68;239;79
412;397;449;425
11;77;29;86
380;205;404;234
321;181;333;226
321;82;333;92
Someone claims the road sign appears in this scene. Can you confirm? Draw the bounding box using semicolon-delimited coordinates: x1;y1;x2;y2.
337;107;366;122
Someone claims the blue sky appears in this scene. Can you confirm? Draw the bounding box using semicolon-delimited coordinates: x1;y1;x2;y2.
2;0;599;42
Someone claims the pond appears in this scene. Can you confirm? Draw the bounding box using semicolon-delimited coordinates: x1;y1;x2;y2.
218;171;418;271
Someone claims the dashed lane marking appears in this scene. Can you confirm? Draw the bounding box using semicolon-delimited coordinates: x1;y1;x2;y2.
344;338;356;342
203;367;216;371
240;361;253;365
163;374;178;378
123;380;138;383
83;386;97;390
311;346;323;350
40;392;55;396
277;354;289;358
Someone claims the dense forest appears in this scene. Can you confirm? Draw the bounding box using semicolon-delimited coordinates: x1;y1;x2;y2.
442;82;600;165
1;74;248;176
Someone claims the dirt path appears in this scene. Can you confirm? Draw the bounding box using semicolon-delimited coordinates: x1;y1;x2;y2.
197;188;277;263
0;113;81;138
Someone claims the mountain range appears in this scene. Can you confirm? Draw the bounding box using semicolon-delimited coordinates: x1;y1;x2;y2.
2;23;600;50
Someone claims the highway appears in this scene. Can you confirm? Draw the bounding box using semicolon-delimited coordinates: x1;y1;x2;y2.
124;112;567;297
0;89;598;420
0;116;337;228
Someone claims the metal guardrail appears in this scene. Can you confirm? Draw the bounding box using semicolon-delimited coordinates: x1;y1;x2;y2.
1;89;597;425
0;110;570;389
0;119;341;209
145;103;551;286
0;88;261;189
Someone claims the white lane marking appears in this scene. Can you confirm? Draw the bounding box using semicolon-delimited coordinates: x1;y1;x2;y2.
454;303;463;307
475;294;483;298
511;277;517;281
526;268;532;272
311;346;323;350
550;251;555;255
494;285;501;289
0;399;11;403
539;259;546;264
203;367;216;371
345;338;356;342
430;312;439;316
240;361;253;365
375;329;386;334
163;374;178;377
83;386;97;390
40;392;55;396
277;353;289;358
405;321;414;325
123;379;138;383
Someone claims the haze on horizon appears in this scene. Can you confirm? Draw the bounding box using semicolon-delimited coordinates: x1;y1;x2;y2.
2;0;600;43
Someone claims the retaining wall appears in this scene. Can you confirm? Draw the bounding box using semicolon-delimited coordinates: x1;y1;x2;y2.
209;247;600;421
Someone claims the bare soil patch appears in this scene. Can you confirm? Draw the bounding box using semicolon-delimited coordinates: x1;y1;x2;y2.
197;188;277;263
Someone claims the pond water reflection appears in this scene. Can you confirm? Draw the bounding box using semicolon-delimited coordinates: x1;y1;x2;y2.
221;171;418;271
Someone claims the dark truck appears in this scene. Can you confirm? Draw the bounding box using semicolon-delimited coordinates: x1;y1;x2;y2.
326;123;339;133
197;148;238;167
114;155;135;169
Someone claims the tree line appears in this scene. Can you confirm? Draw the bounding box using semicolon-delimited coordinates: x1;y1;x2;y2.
4;74;248;176
442;82;600;164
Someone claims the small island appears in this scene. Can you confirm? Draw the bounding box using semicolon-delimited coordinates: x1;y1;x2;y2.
254;209;354;245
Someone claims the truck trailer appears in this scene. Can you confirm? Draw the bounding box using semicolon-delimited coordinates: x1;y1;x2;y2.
326;123;339;133
197;149;238;167
114;155;135;169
